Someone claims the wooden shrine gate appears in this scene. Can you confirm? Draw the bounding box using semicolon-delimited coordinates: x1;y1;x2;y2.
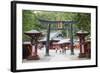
38;19;77;56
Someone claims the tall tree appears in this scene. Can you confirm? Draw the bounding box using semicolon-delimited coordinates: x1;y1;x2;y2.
74;13;91;33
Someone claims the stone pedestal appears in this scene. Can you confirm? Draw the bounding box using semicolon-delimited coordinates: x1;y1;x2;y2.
27;44;40;60
76;30;89;58
84;40;91;58
23;42;32;59
27;55;40;60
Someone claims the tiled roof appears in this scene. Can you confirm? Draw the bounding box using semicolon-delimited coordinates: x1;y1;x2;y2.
25;30;40;33
39;31;62;41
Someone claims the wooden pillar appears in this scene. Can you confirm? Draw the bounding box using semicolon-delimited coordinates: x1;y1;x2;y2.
70;24;74;55
34;38;38;56
79;36;85;56
45;24;50;56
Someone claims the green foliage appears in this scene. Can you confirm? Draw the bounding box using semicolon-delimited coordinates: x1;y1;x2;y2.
22;10;46;41
74;13;91;32
23;10;42;31
22;10;91;41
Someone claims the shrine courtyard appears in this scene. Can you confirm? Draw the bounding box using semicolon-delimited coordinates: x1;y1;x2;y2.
23;48;89;63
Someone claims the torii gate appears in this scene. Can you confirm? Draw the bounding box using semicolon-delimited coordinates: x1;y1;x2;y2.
38;19;77;56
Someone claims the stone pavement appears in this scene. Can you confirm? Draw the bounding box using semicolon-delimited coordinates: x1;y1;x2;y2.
23;49;88;63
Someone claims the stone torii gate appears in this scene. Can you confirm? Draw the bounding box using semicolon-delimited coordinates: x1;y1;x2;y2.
38;19;77;56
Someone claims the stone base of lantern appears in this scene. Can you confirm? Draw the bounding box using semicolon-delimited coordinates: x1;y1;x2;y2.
27;55;40;60
79;53;91;58
78;53;86;58
85;53;91;59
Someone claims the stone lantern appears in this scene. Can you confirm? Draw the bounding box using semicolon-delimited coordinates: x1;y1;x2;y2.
24;30;42;60
76;30;89;58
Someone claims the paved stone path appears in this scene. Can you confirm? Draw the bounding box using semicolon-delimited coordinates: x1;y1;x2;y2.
23;49;87;63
